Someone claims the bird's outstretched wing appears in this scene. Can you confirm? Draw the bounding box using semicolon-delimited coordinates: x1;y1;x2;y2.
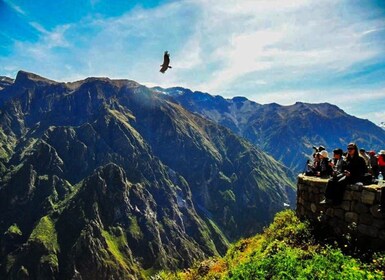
160;51;172;73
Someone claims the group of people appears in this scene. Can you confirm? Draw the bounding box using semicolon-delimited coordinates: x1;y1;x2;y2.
305;143;385;208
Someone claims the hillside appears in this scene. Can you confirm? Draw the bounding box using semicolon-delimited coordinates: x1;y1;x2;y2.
155;87;385;173
0;71;295;279
159;210;385;279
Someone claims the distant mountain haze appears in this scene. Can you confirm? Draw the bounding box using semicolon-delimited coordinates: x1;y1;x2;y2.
0;71;294;279
155;87;385;173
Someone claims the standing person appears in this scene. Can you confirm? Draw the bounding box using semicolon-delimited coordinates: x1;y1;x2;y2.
320;143;367;205
378;150;385;176
369;151;379;178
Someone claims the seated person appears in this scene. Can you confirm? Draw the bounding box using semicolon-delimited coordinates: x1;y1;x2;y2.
305;152;321;176
317;150;333;177
320;143;367;205
359;148;371;168
329;148;347;179
369;150;379;178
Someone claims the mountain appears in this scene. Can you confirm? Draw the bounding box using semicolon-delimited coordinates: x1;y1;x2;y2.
380;122;385;131
0;71;295;279
155;87;385;172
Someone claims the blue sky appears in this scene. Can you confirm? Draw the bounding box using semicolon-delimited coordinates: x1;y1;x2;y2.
1;0;385;124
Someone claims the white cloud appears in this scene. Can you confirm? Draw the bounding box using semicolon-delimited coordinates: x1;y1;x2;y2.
4;1;26;15
1;0;385;123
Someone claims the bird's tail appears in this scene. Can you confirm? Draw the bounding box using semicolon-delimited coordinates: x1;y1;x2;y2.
168;66;172;68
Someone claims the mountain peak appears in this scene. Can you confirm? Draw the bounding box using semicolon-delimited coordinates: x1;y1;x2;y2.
15;70;59;86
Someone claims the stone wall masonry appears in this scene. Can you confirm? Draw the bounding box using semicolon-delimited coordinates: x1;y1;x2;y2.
296;174;385;249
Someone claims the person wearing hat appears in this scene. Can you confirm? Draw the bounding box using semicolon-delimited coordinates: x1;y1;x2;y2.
321;143;367;204
316;150;333;178
329;148;347;176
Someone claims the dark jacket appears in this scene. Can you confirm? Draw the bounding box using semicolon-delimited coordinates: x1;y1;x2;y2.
346;155;368;183
319;157;333;177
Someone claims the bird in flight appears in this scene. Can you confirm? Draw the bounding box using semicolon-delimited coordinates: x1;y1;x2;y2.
160;51;172;73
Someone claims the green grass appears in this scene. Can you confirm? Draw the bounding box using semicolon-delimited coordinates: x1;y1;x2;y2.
159;210;384;280
29;216;59;252
6;224;22;236
128;216;143;239
29;216;59;268
101;227;130;270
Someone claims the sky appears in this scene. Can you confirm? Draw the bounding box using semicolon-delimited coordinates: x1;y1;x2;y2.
1;0;385;124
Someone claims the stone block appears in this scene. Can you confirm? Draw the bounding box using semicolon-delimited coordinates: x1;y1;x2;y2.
345;212;358;223
358;224;379;238
340;201;351;211
298;197;304;205
359;213;373;225
309;193;315;201
298;183;306;191
343;191;354;200
334;209;345;219
297;206;305;216
312;187;320;194
353;203;369;214
352;191;362;200
373;219;385;229
361;190;376;205
379;230;385;240
311;203;317;213
370;205;384;218
326;208;334;217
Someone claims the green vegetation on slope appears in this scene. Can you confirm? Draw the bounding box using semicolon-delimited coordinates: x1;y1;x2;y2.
29;216;58;252
159;210;385;280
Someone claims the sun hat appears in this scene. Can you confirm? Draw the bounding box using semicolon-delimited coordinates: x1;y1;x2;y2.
320;150;328;158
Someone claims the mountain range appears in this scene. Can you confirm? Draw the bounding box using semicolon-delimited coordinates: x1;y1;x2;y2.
154;87;385;172
0;71;294;279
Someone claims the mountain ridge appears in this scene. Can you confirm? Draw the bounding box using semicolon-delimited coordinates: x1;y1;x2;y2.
155;86;385;172
0;71;294;279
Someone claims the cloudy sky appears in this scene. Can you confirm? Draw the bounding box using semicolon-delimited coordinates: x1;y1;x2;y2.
1;0;385;124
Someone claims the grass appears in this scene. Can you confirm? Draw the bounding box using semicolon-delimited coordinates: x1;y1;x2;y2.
157;210;385;280
6;224;22;236
29;216;59;252
29;215;60;268
101;227;130;271
128;216;143;239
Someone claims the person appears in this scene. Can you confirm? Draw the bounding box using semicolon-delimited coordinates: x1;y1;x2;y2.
317;150;333;177
379;150;385;176
359;148;371;169
320;143;367;205
369;151;379;178
321;148;347;204
305;152;321;176
329;148;347;177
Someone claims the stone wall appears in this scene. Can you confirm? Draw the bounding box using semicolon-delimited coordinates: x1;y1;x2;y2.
296;174;385;249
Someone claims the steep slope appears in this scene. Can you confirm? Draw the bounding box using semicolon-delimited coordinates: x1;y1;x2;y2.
160;210;384;280
156;87;385;172
0;71;294;278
